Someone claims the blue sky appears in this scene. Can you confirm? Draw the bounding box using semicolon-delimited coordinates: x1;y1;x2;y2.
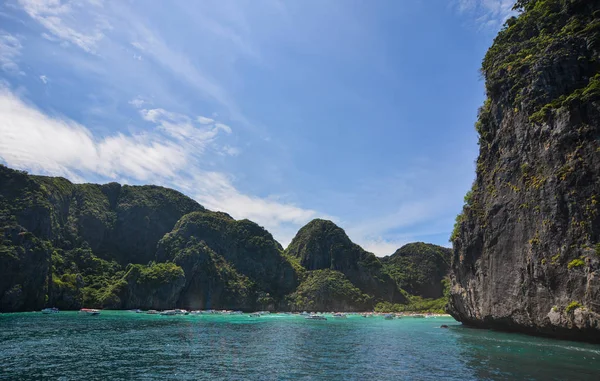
0;0;515;255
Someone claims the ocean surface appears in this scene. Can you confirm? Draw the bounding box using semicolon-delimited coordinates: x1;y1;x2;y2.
1;311;599;380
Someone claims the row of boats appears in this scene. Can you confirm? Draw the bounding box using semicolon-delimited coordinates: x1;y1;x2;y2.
41;308;100;315
42;308;437;320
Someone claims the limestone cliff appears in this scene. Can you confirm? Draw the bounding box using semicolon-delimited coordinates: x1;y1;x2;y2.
449;0;600;342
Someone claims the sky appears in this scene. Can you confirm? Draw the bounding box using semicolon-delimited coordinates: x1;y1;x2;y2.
0;0;516;256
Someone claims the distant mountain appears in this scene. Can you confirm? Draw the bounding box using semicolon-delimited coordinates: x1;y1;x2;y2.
381;242;451;299
1;164;449;313
286;219;405;306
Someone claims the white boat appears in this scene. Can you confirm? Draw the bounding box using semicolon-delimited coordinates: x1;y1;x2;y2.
249;313;261;317
332;313;347;318
384;314;394;320
147;310;159;315
42;307;59;314
79;308;100;315
160;310;179;316
305;314;327;321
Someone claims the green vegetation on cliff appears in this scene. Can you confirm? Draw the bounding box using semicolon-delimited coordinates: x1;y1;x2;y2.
286;219;404;304
287;269;372;312
1;165;452;313
449;0;600;342
381;242;451;299
482;0;600;121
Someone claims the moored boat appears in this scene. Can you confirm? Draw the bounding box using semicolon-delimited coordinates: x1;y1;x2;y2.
384;314;394;320
332;313;347;318
305;314;327;321
147;310;159;315
79;308;100;315
249;313;261;317
42;307;59;314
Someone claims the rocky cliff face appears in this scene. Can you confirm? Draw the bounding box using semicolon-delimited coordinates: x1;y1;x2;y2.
2;164;450;313
449;0;600;342
0;165;297;311
286;219;405;304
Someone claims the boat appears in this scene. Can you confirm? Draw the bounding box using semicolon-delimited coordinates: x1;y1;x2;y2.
384;314;394;320
41;307;59;314
147;310;159;315
332;313;347;318
79;308;100;315
249;313;261;317
160;310;179;316
305;314;327;321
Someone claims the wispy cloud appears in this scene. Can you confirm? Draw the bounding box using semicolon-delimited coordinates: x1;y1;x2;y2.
453;0;516;29
127;21;249;126
18;0;109;54
0;31;23;75
0;87;321;245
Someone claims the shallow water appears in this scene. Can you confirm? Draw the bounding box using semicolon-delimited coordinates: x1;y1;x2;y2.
1;311;599;380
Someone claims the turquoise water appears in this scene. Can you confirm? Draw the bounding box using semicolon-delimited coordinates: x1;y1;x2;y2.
1;312;599;380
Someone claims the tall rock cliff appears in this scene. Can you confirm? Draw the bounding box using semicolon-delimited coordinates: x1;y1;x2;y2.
449;0;600;342
286;219;405;304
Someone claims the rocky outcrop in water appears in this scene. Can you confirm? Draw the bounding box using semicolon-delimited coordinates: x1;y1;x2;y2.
449;0;600;342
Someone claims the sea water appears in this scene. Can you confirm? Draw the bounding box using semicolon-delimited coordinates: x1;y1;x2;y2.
1;311;599;380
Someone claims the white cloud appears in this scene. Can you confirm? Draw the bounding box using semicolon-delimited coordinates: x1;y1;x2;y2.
18;0;108;53
139;108;232;152
0;87;186;181
197;116;215;124
39;75;48;84
0;32;23;75
453;0;516;29
0;87;323;245
221;145;240;156
128;97;146;108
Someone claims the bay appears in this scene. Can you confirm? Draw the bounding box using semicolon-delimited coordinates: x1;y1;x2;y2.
1;311;599;380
